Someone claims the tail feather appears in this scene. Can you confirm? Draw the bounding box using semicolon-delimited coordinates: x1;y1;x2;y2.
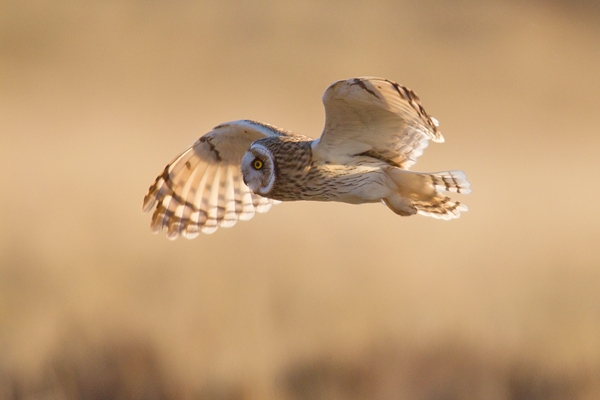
429;171;471;195
385;169;471;219
414;196;468;220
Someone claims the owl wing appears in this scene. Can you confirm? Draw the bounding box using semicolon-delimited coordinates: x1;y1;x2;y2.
142;120;285;239
313;77;444;169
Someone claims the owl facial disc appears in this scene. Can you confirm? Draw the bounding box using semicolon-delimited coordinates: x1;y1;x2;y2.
241;144;276;195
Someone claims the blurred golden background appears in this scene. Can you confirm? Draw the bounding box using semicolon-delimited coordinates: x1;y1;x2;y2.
1;0;600;399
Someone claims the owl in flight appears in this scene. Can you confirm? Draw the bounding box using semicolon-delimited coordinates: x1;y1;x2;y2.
143;77;471;239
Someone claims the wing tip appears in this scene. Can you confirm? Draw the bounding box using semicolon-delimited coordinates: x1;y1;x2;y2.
142;193;156;212
432;132;445;143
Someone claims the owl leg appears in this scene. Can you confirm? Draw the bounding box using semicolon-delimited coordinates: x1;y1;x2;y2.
382;196;417;216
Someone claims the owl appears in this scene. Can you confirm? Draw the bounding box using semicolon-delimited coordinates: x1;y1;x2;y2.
143;77;471;239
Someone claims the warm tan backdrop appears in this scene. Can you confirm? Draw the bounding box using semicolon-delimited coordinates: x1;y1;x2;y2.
1;1;600;399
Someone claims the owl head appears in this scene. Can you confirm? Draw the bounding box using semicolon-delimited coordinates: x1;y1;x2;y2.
241;143;276;195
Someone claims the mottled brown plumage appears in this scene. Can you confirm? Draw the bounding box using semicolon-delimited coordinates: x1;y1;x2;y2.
143;77;471;238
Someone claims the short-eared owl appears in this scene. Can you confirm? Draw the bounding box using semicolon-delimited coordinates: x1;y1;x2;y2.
143;77;471;239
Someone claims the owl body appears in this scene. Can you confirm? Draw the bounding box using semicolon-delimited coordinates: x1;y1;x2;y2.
242;134;395;204
143;77;471;238
272;161;392;204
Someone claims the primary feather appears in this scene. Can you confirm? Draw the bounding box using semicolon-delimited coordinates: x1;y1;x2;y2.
142;120;285;239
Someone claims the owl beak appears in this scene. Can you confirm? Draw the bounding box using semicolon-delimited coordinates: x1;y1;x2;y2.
242;176;248;186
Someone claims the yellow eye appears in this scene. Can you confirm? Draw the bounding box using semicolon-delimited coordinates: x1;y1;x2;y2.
253;159;263;170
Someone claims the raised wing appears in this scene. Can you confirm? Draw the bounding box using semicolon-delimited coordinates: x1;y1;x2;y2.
142;120;286;239
313;77;444;169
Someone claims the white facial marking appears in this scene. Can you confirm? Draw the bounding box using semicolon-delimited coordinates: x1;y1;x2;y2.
241;144;275;195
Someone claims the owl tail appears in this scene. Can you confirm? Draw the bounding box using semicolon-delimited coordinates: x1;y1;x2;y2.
384;169;471;219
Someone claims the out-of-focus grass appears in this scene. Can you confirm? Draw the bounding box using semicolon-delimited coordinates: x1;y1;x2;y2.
3;336;599;399
1;0;600;399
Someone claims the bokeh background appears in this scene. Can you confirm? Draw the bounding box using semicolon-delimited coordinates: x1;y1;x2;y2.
1;1;600;399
